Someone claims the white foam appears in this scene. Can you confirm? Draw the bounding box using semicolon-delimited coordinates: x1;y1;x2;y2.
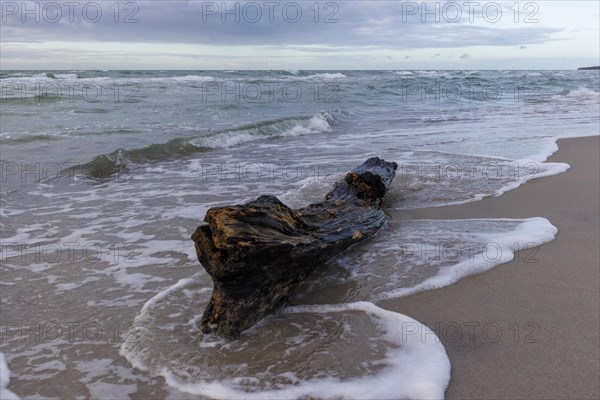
306;112;333;132
0;353;20;400
375;218;557;300
138;275;208;315
562;87;600;100
527;137;561;162
121;279;450;400
278;172;344;208
310;72;347;79
414;71;449;78
488;159;570;199
147;75;214;83
289;218;558;305
0;74;214;86
389;137;575;210
54;73;79;80
289;73;347;80
284;113;332;137
190;112;332;149
165;303;450;399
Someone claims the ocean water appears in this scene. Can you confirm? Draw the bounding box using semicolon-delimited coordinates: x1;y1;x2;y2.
0;70;598;399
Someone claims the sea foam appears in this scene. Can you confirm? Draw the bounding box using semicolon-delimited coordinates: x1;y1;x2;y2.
290;217;558;304
120;277;450;400
0;353;20;400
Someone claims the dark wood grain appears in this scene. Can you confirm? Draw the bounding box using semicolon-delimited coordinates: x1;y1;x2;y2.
191;157;398;337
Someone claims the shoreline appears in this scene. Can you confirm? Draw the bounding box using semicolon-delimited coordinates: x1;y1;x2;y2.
385;136;600;399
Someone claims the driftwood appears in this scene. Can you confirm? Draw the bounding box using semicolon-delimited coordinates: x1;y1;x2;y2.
191;157;398;337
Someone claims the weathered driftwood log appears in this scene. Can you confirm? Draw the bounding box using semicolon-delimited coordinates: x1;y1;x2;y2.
191;157;398;337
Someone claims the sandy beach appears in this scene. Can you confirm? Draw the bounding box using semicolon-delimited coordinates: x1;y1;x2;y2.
386;136;600;399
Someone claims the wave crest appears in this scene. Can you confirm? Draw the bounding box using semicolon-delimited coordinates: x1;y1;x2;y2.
73;112;334;179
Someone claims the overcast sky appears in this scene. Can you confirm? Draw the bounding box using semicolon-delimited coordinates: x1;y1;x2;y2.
1;0;598;69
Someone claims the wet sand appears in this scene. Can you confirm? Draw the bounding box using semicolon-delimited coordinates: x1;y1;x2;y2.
385;136;600;399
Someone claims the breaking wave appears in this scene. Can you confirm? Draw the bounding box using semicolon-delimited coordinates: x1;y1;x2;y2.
72;112;334;179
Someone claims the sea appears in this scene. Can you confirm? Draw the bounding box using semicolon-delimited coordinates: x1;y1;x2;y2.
1;70;599;399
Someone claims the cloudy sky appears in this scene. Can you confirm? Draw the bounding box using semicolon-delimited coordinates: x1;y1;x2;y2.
1;0;598;69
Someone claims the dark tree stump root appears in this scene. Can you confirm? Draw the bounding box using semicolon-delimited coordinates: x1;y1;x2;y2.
191;157;398;337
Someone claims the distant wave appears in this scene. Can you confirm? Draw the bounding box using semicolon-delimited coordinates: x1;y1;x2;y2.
144;75;214;83
560;87;600;100
48;73;79;80
286;73;347;81
307;72;346;79
0;134;60;144
0;73;214;84
535;87;600;104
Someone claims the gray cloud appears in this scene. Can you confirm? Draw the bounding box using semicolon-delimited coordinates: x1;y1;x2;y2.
459;53;469;59
1;0;563;50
